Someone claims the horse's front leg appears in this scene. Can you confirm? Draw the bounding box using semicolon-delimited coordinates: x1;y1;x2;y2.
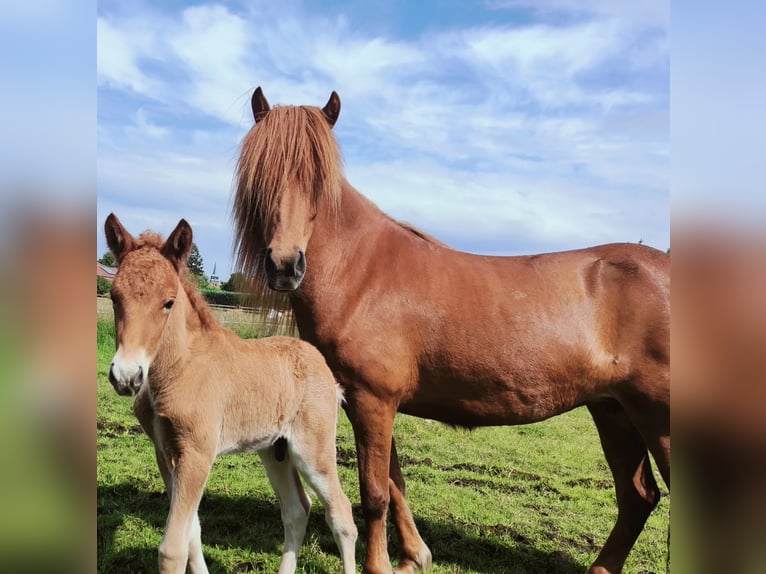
388;438;432;573
158;448;213;574
346;392;397;574
134;393;209;573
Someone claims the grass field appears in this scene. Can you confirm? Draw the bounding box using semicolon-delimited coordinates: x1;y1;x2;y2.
97;316;669;573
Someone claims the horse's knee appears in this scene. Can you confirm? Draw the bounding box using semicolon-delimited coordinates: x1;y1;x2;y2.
281;500;310;530
327;509;358;542
158;543;188;573
361;485;390;521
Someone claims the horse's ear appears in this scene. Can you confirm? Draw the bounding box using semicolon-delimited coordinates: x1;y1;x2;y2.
251;86;270;124
161;219;193;268
104;213;135;264
321;91;341;127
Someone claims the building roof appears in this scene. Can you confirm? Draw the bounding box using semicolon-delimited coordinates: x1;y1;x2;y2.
97;262;117;279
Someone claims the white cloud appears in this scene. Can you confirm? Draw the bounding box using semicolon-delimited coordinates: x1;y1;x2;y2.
97;17;161;96
131;108;167;138
97;1;669;275
165;5;255;124
348;158;666;253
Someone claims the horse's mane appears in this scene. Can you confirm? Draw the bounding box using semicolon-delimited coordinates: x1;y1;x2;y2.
394;219;449;247
233;105;343;280
133;232;216;329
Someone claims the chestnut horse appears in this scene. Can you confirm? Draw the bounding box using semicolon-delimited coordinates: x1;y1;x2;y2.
104;214;357;574
231;88;670;574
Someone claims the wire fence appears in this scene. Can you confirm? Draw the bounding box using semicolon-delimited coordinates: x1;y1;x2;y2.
97;296;298;339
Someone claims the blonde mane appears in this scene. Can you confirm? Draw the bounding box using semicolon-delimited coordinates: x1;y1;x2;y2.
233;105;343;280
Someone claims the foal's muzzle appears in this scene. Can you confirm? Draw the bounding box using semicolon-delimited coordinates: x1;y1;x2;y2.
265;248;306;291
109;362;145;396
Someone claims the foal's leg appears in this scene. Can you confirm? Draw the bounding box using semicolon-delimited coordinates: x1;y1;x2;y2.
158;449;213;574
587;401;661;574
346;394;398;574
154;446;207;573
259;447;312;574
186;512;208;574
289;433;358;574
388;438;432;573
134;393;208;573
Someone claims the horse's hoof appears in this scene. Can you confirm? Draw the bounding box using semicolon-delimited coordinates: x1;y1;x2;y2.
418;547;432;571
394;547;432;574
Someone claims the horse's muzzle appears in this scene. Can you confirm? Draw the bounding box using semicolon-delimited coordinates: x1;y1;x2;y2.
109;362;144;396
265;248;306;291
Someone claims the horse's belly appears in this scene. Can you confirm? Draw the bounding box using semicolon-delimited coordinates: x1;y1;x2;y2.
217;430;281;456
399;373;586;427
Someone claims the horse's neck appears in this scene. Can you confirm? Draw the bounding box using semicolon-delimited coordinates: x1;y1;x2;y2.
307;181;379;278
292;181;384;334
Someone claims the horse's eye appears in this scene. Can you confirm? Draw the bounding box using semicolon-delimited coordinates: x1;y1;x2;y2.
163;299;175;311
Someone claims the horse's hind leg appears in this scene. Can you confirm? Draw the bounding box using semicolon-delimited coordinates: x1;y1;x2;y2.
389;438;432;573
289;433;358;574
259;447;312;574
587;400;661;574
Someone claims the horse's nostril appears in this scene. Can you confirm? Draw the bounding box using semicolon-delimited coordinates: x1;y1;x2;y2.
108;364;117;385
264;254;277;274
296;250;306;275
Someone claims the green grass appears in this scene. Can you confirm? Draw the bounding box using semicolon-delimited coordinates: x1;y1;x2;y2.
97;318;669;573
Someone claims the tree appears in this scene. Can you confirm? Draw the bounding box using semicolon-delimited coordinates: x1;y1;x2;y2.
194;273;211;290
186;243;205;276
222;272;246;292
98;251;116;267
97;277;112;295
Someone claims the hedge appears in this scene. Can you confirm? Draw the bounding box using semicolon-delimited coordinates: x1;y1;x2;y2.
199;289;247;307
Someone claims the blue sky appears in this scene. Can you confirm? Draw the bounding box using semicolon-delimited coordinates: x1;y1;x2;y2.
97;0;668;280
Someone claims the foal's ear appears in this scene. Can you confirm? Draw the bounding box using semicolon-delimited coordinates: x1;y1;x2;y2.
161;219;193;268
104;213;135;264
321;91;341;127
251;86;270;124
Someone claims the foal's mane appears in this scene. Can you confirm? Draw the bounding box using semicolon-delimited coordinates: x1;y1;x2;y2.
133;232;216;329
233;105;343;280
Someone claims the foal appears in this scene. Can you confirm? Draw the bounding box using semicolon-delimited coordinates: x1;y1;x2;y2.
104;213;357;574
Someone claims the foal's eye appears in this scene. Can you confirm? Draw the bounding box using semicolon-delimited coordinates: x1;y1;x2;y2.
163;299;175;311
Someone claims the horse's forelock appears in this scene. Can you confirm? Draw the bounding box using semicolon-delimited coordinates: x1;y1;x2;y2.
233;104;342;279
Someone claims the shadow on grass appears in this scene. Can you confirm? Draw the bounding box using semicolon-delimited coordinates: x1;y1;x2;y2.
99;482;586;574
98;482;334;573
408;517;587;574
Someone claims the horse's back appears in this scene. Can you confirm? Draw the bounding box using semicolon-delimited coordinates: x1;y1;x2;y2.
247;335;341;404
